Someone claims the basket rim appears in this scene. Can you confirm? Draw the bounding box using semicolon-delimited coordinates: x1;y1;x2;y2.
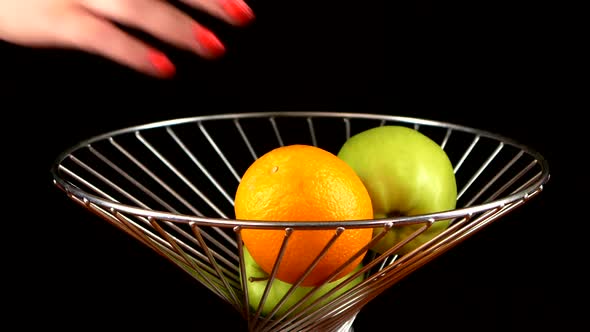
51;111;551;229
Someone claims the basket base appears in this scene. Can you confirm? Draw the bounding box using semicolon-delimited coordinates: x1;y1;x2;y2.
262;312;357;332
337;314;356;332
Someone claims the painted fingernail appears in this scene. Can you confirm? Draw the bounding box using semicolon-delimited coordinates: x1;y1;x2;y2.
220;0;255;26
193;25;225;58
147;49;176;78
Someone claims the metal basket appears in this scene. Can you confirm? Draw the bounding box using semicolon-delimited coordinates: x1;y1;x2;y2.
51;112;550;332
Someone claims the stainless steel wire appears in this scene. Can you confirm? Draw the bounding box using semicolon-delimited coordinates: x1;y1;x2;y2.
51;112;550;332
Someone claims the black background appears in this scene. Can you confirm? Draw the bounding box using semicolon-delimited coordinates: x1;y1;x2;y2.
3;0;584;331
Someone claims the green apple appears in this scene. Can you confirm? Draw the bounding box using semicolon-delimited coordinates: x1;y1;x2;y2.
337;125;457;256
242;246;364;319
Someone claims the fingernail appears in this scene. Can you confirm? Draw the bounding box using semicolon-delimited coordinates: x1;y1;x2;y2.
147;49;176;78
220;0;255;26
193;25;226;58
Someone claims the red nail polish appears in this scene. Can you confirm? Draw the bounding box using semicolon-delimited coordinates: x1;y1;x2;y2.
220;0;255;26
193;25;225;58
147;49;176;78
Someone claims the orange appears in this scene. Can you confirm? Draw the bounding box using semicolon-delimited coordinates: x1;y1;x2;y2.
235;144;373;286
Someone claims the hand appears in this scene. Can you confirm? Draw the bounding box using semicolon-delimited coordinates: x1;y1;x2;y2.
0;0;255;78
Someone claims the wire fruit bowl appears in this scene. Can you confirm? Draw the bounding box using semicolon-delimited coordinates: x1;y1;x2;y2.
51;112;550;332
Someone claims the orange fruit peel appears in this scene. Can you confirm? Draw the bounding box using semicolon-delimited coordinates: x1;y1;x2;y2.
235;144;373;286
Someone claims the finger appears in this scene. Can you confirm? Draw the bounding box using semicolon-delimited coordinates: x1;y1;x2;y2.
81;0;226;59
180;0;255;27
55;8;176;78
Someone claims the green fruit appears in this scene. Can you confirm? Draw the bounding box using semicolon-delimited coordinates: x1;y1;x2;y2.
337;125;457;255
243;246;364;318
